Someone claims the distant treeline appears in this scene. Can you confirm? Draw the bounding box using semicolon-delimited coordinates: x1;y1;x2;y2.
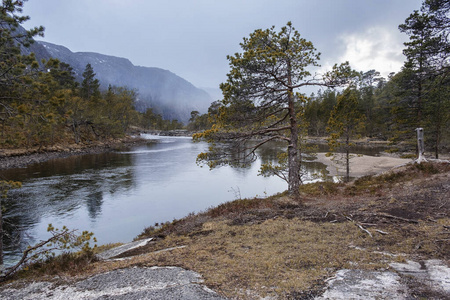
0;2;182;148
188;0;450;158
189;66;449;158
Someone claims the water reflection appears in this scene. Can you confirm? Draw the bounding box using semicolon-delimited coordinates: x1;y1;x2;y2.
1;136;385;267
3;152;138;265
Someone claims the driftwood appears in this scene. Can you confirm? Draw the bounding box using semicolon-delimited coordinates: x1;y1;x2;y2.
377;212;419;224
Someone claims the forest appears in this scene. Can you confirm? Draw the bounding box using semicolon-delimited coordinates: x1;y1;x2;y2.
191;0;449;161
0;1;183;150
1;0;449;158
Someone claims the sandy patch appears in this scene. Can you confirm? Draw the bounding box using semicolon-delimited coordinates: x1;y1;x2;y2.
315;153;413;178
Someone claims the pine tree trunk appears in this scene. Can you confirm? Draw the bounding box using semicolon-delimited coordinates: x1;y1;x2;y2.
435;118;440;159
0;197;3;267
286;61;300;198
346;131;350;182
288;105;300;197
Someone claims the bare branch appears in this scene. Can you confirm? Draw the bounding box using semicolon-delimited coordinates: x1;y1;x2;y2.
1;229;73;281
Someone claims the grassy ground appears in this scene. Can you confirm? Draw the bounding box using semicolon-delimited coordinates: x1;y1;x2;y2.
6;161;450;299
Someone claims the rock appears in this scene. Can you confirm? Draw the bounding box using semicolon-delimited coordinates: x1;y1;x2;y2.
96;238;154;260
390;259;450;294
316;269;409;299
316;260;450;299
0;267;227;300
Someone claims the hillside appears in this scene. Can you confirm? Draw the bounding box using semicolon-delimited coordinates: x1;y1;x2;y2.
29;41;213;123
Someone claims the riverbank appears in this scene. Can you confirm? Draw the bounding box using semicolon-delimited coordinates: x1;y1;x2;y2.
315;153;413;178
2;161;449;299
0;134;403;171
0;136;150;170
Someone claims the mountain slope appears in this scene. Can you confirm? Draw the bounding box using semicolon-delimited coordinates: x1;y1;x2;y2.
35;41;213;122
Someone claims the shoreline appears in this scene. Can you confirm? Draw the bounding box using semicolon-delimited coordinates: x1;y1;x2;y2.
1;134;445;173
314;152;414;178
0;136;150;170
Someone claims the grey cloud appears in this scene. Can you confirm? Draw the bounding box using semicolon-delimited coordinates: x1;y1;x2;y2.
23;0;423;88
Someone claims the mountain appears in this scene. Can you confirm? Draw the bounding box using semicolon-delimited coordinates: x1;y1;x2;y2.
30;41;213;123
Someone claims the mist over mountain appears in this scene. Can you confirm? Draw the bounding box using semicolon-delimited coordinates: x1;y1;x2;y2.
30;41;213;123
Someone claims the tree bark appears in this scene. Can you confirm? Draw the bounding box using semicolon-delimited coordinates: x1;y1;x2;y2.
0;197;3;267
416;127;427;163
345;129;350;182
286;61;300;198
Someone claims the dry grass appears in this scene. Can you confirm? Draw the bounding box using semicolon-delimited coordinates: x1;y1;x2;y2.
79;214;449;299
135;219;389;298
6;161;450;299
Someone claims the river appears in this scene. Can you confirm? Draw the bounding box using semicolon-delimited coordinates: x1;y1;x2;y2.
1;135;384;267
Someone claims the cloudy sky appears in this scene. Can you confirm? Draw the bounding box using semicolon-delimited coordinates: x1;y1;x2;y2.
22;0;423;89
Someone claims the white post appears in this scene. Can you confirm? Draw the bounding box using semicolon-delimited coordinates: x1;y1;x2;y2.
415;128;427;163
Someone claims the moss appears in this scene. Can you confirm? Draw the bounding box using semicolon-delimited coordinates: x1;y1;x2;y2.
414;162;439;174
206;197;275;218
385;148;399;153
299;181;340;196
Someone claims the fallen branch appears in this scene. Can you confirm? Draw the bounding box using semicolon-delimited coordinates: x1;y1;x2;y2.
377;212;419;224
360;223;378;227
356;223;373;237
342;214;372;237
1;229;72;281
375;229;389;235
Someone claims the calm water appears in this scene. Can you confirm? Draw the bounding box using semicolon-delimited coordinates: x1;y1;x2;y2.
1;135;384;266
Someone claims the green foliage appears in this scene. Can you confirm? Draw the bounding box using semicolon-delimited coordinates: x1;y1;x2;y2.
301;3;450;156
1;3;183;147
327;88;366;182
259;152;289;182
45;224;97;253
0;180;22;266
1;224;97;280
0;180;22;199
298;181;340;196
0;0;44;87
304;89;337;136
195;22;355;196
186;110;211;131
395;0;450;157
138;107;183;131
80;63;100;100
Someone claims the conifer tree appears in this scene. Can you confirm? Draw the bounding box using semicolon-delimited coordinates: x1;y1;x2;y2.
1;0;43;144
194;22;357;197
398;0;450;157
327;88;366;182
80;63;100;100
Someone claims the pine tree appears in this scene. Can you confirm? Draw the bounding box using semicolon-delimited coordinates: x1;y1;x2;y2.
327;88;366;182
195;22;357;197
80;63;100;100
398;0;450;157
